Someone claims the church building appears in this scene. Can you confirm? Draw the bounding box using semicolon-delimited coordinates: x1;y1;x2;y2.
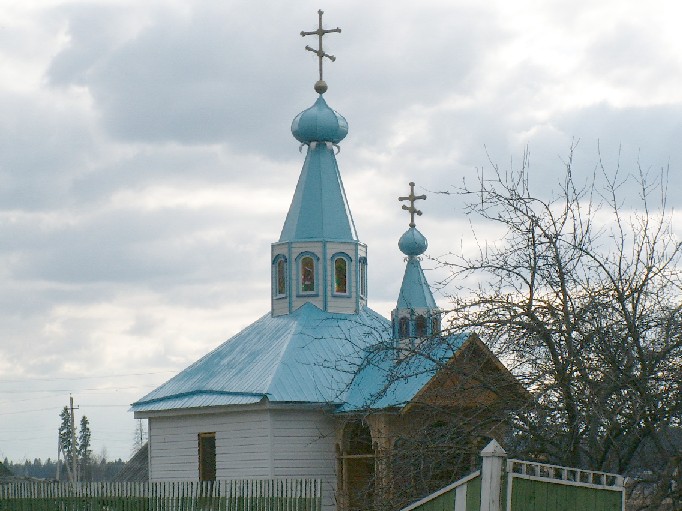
132;11;524;511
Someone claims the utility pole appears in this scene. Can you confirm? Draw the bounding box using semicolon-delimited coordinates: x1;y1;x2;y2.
69;395;78;483
55;436;61;481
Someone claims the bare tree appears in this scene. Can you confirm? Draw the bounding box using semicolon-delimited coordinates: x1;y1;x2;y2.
342;322;526;511
441;146;682;510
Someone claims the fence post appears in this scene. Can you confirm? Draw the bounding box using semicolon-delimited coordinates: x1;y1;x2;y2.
480;440;506;511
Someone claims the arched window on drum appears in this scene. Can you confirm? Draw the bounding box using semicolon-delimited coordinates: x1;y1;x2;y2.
296;252;319;295
331;253;351;296
359;257;367;298
272;255;287;298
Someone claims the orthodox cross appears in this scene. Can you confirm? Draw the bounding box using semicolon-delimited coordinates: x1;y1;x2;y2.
301;10;341;93
399;182;427;227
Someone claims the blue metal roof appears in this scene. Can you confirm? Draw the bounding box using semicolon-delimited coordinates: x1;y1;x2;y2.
396;257;438;310
279;143;358;242
291;95;348;144
398;227;428;256
339;333;470;411
132;303;390;413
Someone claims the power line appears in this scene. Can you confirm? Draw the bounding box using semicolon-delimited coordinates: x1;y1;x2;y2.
76;404;130;408
0;386;148;393
2;406;63;416
0;370;175;383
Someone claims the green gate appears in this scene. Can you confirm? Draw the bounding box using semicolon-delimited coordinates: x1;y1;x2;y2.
506;459;624;511
400;441;624;511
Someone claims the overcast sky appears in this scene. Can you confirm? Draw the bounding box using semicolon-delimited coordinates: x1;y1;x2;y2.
1;0;681;464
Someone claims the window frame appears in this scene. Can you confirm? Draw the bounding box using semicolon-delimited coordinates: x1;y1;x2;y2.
272;255;288;299
359;256;367;298
398;317;409;338
331;252;352;297
415;315;427;337
296;252;320;296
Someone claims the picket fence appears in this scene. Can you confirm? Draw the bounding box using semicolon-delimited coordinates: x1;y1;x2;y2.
0;479;322;511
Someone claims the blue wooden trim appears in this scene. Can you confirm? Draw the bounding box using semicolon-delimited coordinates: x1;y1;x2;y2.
287;243;293;313
322;242;328;310
355;245;360;310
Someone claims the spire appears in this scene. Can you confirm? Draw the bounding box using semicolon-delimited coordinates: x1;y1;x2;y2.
278;140;357;242
392;182;441;342
281;12;354;243
271;11;366;317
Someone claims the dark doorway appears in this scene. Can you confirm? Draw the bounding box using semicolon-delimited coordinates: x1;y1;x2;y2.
198;432;216;481
339;421;375;511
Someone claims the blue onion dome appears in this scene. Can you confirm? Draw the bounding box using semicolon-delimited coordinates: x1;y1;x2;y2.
292;95;348;144
399;226;428;256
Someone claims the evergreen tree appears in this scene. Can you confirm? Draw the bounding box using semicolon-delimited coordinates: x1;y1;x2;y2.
0;458;13;478
78;416;92;480
58;406;76;467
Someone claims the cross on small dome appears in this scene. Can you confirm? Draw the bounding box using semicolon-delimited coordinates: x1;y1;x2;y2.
399;182;427;228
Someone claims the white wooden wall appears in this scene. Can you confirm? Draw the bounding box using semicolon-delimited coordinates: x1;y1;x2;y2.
270;409;337;511
149;409;271;481
147;406;338;511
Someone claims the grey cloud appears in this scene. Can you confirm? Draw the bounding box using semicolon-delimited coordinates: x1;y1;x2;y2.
586;22;672;83
0;94;97;210
46;3;308;158
5;207;267;284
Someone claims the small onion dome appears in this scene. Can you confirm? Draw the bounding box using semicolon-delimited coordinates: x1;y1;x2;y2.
292;95;348;144
398;227;428;256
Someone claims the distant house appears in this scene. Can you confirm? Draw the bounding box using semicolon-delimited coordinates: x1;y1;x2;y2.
112;443;148;483
131;24;525;511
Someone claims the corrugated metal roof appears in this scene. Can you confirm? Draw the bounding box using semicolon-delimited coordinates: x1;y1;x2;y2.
132;303;390;413
132;394;263;412
396;257;437;310
339;333;469;411
279;143;358;242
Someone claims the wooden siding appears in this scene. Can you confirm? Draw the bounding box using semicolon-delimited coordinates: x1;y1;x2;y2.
509;478;623;511
506;459;623;511
148;407;339;511
270;409;337;511
149;409;271;481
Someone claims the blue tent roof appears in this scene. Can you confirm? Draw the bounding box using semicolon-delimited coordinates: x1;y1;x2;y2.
132;303;390;413
396;257;438;310
340;333;470;411
279;143;358;242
